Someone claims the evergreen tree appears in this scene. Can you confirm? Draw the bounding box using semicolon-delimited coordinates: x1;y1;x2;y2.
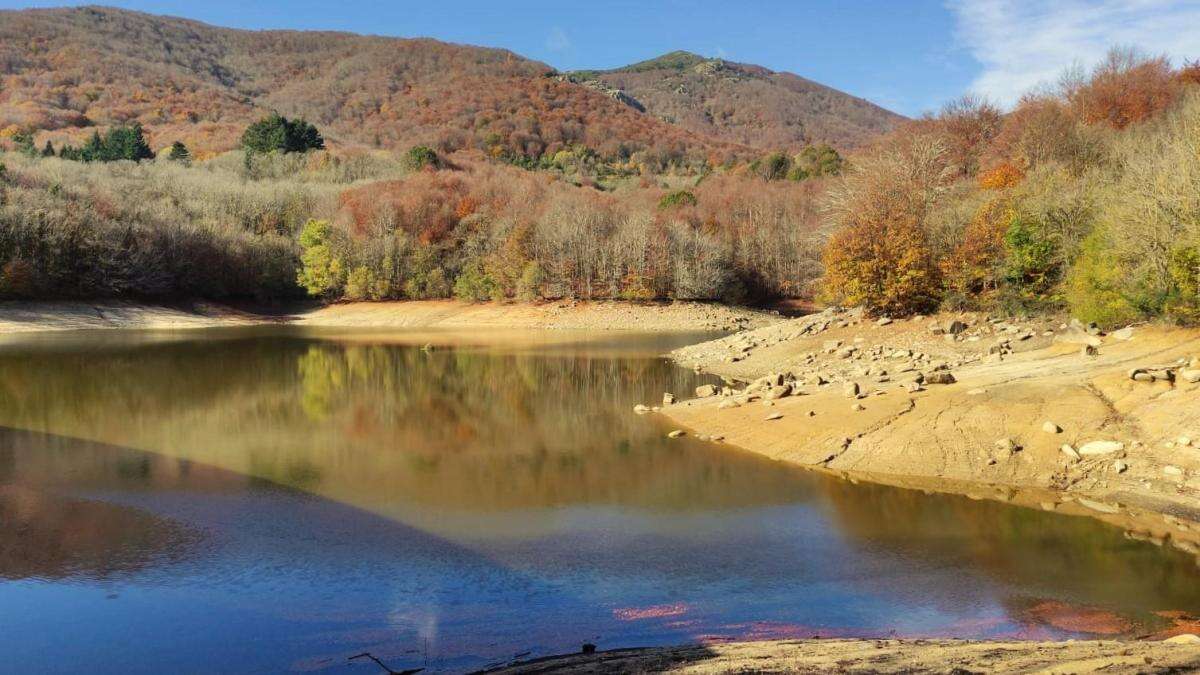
103;124;154;161
40;140;56;158
167;141;191;163
241;113;324;154
81;131;104;162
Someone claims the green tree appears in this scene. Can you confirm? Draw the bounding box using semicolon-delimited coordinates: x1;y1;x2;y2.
296;219;344;296
756;151;791;181
167;141;191;163
40;140;56;158
242;113;325;154
13;131;36;158
103;124;154;161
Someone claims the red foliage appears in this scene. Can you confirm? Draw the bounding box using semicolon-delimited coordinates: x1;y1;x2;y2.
1067;50;1179;129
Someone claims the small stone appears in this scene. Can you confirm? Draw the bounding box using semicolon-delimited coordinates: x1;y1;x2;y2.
1112;326;1135;341
1114;460;1128;473
843;381;860;397
765;412;783;421
1081;344;1098;357
667;430;685;438
1181;370;1200;384
633;404;651;414
662;393;676;405
1178;436;1193;447
1078;440;1125;456
851;403;865;411
717;399;740;410
1164;465;1184;476
876;317;893;326
995;438;1020;456
1061;444;1082;461
694;384;718;398
1042;421;1062;434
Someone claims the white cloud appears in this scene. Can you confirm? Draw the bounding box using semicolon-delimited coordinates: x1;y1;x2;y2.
947;0;1200;107
545;26;571;52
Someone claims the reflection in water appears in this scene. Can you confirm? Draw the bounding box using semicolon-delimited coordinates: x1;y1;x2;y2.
0;328;1198;673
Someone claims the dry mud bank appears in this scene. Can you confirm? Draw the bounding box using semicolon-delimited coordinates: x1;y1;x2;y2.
485;637;1200;674
662;307;1200;559
0;300;779;335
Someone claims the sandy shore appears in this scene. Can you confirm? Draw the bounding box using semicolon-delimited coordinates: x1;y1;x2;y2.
0;300;778;335
483;637;1200;674
660;307;1200;560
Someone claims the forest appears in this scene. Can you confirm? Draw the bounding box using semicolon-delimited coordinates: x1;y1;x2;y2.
1;48;1199;327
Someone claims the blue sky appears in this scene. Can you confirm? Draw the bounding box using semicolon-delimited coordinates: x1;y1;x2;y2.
4;1;1199;116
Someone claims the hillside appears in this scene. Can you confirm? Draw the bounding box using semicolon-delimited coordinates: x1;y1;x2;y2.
0;7;749;164
567;50;904;150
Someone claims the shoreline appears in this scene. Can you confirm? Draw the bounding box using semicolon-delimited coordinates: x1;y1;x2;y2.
481;637;1200;674
0;299;779;335
658;307;1200;559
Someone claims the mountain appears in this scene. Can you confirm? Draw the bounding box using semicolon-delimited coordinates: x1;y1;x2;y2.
0;7;899;161
568;51;904;150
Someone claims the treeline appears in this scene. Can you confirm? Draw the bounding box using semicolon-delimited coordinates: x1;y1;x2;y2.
820;49;1200;326
0;142;825;303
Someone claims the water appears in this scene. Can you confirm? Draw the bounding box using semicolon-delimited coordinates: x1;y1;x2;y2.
0;327;1198;674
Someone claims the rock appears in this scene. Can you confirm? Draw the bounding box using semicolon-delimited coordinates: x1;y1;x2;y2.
667;430;685;438
1165;465;1184;476
1180;369;1200;384
633;404;651;414
842;381;860;398
694;384;718;398
823;340;842;352
1178;436;1193;447
764;384;793;400
662;393;676;405
1078;440;1125;456
852;403;865;411
876;317;893;326
1078;498;1121;514
1112;326;1135;341
1081;344;1098;357
717;399;740;409
1061;444;1082;461
924;371;957;385
1114;460;1128;473
995;438;1021;456
945;319;967;335
1165;634;1200;644
765;412;783;421
1042;421;1062;434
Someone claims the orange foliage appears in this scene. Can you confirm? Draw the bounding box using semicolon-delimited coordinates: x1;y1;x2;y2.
1067;49;1179;129
940;199;1009;303
978;162;1024;190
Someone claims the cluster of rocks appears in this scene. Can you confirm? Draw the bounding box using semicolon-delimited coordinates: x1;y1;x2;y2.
1128;354;1200;384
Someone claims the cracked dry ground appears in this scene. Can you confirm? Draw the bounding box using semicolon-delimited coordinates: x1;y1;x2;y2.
662;310;1200;558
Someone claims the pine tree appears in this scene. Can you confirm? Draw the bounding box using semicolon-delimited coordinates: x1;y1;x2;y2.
40;140;55;158
81;131;104;162
167;141;191;163
242;113;324;154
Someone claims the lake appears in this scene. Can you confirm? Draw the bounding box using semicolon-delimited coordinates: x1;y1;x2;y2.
1;327;1198;673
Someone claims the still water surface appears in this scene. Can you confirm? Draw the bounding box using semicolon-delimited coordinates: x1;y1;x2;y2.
1;328;1199;673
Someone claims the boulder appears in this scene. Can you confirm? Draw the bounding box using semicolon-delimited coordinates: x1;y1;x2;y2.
1180;369;1200;384
1061;444;1082;461
945;319;968;335
765;412;783;421
1042;421;1062;434
924;371;957;385
694;384;718;398
842;381;860;398
667;430;685;438
764;384;793;400
662;392;676;405
1166;634;1200;644
1078;440;1125;456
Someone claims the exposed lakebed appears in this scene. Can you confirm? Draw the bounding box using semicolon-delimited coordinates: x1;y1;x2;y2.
1;327;1198;673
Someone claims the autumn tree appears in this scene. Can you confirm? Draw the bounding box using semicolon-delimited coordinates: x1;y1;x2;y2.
1065;47;1179;129
821;135;952;316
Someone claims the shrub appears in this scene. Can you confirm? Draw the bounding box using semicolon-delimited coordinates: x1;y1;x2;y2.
452;262;499;301
515;261;545;301
658;190;697;209
405;145;439;170
1066;228;1140;326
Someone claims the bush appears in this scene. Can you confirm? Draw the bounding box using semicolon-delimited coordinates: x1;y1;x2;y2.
405;145;439;170
168;141;191;163
515;261;544;301
1066;228;1139;326
452;262;499;301
657;190;697;209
